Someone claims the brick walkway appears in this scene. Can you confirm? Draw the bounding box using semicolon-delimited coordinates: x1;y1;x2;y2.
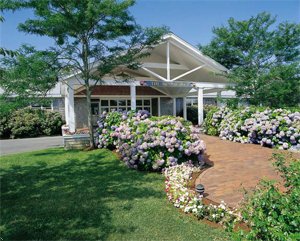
196;135;300;207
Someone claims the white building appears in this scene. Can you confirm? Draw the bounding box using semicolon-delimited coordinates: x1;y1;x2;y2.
35;33;235;131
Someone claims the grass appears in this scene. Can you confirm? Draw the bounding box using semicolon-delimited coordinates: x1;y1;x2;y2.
0;148;229;240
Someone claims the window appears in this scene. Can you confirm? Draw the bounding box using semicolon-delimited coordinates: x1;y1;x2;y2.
91;103;99;115
99;98;152;114
187;98;198;106
31;101;53;110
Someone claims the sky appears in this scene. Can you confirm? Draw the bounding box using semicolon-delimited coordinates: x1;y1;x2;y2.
1;0;299;51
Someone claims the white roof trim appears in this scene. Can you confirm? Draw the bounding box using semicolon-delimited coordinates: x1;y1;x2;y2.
163;33;228;73
62;32;229;82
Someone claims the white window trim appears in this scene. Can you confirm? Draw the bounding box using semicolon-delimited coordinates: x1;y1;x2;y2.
92;97;152;115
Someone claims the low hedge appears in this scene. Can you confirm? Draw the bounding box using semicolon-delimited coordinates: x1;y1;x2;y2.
0;108;64;139
203;106;300;150
97;110;206;171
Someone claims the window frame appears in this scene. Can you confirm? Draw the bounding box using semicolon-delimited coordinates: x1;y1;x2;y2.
94;97;152;115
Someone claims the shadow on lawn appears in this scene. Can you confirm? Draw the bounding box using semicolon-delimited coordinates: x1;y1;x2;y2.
0;150;162;240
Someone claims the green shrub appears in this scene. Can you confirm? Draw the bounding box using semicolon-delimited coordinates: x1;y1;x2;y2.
9;108;43;138
41;111;64;135
97;110;138;148
202;106;223;135
235;154;300;241
203;106;300;149
186;105;219;125
98;110;206;171
186;106;198;125
0;114;11;138
204;104;219;119
7;108;63;138
0;98;21;139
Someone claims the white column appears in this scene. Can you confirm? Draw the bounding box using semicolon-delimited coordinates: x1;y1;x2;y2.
173;97;176;116
183;97;187;120
64;84;69;125
130;84;136;111
217;91;222;107
167;41;170;81
158;97;161;116
198;88;204;126
68;85;76;132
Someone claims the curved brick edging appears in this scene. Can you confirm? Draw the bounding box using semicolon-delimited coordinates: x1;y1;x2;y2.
188;168;223;207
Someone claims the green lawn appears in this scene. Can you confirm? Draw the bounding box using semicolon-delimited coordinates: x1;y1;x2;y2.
0;148;229;240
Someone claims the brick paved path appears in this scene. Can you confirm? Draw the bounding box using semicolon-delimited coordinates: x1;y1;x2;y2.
196;135;300;207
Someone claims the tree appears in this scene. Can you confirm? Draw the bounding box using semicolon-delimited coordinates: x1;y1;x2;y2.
0;44;61;122
1;44;61;101
1;0;166;147
199;12;300;107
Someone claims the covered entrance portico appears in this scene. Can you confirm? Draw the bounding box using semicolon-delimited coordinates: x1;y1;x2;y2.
63;33;230;132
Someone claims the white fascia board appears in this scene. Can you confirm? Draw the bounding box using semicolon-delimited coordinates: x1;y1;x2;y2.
61;33;229;82
193;82;229;89
69;78;143;86
142;62;188;70
164;33;229;73
68;77;156;86
203;88;224;94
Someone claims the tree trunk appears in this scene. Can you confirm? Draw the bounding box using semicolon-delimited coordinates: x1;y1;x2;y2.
81;37;94;148
86;85;95;148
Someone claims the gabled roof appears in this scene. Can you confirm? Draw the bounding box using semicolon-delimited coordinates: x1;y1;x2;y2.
162;33;228;73
63;32;229;87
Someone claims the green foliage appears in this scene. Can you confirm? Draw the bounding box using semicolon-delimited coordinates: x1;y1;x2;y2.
9;108;43;138
223;99;239;109
186;106;198;125
200;12;300;107
98;111;206;171
203;106;300;149
180;105;216;125
1;0;167;147
0;113;11;138
0;97;29;138
0;45;61;100
41;111;65;136
97;110;136;148
202;106;225;136
235;154;300;241
186;105;219;125
3;108;63;138
204;105;219;119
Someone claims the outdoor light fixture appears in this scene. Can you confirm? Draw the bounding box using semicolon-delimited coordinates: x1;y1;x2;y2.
195;184;205;195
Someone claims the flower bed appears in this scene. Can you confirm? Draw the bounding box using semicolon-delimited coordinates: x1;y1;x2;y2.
203;107;300;150
164;163;239;227
97;110;149;149
97;110;206;171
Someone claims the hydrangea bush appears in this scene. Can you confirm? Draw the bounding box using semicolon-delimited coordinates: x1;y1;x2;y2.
164;163;239;227
97;110;150;149
97;110;206;171
203;107;300;150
